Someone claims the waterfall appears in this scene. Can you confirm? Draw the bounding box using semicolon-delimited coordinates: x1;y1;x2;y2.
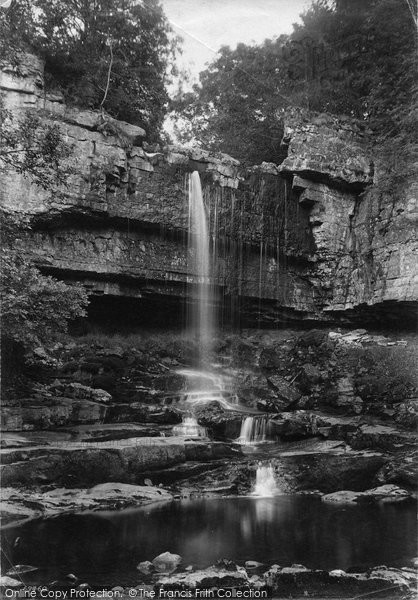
172;416;207;438
188;171;213;367
237;416;271;444
253;462;279;497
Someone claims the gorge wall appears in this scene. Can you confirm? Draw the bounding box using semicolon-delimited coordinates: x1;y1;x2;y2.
1;55;417;328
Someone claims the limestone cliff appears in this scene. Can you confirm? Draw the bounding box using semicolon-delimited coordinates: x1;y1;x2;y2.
1;55;417;327
281;108;417;324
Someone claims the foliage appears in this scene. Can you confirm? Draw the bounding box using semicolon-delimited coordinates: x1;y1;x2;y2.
0;58;88;352
170;0;417;165
2;0;180;141
0;96;73;191
0;0;30;67
1;211;89;350
170;39;290;165
290;0;417;128
291;0;418;192
342;343;418;405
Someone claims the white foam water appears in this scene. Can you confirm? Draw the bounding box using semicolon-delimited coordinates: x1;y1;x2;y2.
172;416;207;438
188;172;213;367
237;416;271;444
252;463;280;497
177;368;239;410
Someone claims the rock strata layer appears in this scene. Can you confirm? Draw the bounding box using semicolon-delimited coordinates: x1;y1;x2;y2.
1;55;416;326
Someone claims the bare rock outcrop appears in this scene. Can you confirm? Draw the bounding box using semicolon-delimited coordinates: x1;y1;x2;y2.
1;54;416;327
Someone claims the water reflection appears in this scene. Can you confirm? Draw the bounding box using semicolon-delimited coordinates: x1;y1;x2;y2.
1;497;416;586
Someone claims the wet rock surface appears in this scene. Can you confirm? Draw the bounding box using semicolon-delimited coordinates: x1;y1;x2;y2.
0;325;417;600
322;484;414;504
1;329;417;506
2;563;415;598
0;435;237;489
1;52;417;599
1;483;173;524
152;552;182;574
2;58;417;326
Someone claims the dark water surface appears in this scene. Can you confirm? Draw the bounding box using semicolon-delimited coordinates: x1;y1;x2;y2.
2;496;416;586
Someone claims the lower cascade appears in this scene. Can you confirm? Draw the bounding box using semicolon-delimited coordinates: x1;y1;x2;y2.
237;416;272;444
252;462;280;497
172;416;207;438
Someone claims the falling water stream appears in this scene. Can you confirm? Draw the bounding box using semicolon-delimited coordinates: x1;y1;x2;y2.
237;416;272;444
253;462;280;497
2;176;416;589
172;416;207;438
188;171;213;367
181;171;236;409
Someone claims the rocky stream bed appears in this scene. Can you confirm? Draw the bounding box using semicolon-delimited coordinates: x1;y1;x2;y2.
1;328;417;598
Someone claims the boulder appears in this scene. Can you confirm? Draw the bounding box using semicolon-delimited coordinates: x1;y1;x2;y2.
215;559;238;571
0;483;173;522
301;363;322;386
376;450;418;487
367;566;417;590
264;564;412;597
96;346;125;358
277;450;386;493
258;347;280;370
48;381;112;403
266;375;301;405
361;484;412;502
137;561;154;575
256;398;292;413
0;438;188;487
0;577;23;588
245;561;265;571
271;411;323;439
279;110;372;188
296;330;327;348
231;339;258;366
336;377;363;414
152;552;182;574
394;399;418;429
6;565;38;577
322;484;412;504
322;490;362;503
349;424;417;452
1;398;108;431
156;567;248;590
236;374;277;407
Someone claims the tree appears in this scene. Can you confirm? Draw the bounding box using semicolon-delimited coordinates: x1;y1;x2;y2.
0;211;89;395
170;38;290;165
289;0;417;132
171;0;417;166
3;0;180;141
0;14;89;360
289;0;418;192
0;96;73;191
1;212;89;350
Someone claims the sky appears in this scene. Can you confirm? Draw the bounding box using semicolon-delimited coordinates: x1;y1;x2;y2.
161;0;309;84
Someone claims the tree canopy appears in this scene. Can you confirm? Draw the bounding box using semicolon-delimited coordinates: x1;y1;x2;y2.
1;0;180;140
0;96;73;191
170;0;417;165
1;212;89;350
171;38;290;165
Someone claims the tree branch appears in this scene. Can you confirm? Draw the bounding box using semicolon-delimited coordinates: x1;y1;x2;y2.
100;40;114;110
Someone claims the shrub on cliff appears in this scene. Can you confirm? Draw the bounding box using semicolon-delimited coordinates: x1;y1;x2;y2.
2;0;180;141
0;96;73;191
1;212;89;351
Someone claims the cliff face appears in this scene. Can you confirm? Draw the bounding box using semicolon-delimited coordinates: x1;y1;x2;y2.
280;108;418;325
1;56;417;327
